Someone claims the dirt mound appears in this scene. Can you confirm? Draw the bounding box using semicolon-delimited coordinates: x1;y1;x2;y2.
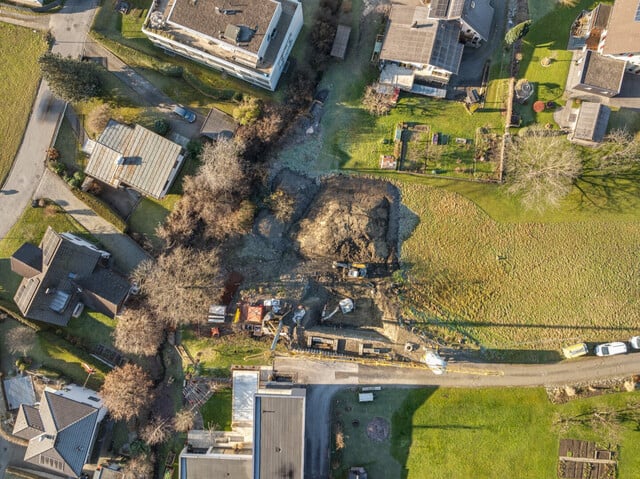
294;176;399;263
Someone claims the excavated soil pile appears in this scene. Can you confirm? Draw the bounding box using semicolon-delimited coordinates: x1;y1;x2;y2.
294;176;399;263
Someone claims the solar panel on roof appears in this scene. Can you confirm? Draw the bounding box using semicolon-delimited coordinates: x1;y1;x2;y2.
430;0;450;18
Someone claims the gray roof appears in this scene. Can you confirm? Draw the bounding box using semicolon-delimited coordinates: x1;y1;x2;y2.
11;227;129;326
200;108;237;141
168;0;279;54
578;50;626;94
253;390;306;479
380;6;463;74
602;0;640;55
330;24;351;59
429;0;465;19
589;3;611;30
461;0;494;41
86;120;183;199
14;405;44;440
77;268;131;314
18;391;100;478
3;375;37;411
10;243;42;279
573;102;610;142
181;454;253;479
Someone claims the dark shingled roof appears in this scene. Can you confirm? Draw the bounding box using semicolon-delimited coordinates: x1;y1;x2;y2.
573;102;611;143
578;50;626;95
10;243;42;279
13;405;45;440
168;0;279;54
12;227;129;326
461;0;494;41
18;391;100;478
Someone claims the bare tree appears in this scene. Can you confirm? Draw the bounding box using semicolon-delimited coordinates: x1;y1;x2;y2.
362;85;394;116
122;453;155;479
174;408;196;433
6;326;37;358
198;139;247;196
140;417;171;446
139;247;224;327
101;364;154;423
113;308;164;357
505;126;582;210
596;129;640;171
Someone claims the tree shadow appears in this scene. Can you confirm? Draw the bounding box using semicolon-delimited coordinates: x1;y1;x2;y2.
390;387;438;479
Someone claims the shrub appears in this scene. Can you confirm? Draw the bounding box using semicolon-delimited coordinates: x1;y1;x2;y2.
48;160;66;176
153;118;170;136
233;96;262;126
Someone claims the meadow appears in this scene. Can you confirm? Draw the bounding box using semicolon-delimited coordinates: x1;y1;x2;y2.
0;24;48;185
332;387;640;479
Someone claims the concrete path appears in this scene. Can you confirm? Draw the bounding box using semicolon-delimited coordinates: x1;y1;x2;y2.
275;354;640;479
0;8;49;29
35;169;150;273
0;0;97;242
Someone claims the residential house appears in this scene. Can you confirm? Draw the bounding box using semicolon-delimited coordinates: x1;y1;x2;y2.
141;0;303;91
179;368;306;479
85;120;184;200
571;0;640;74
13;385;107;478
570;50;626;98
378;0;494;90
11;227;131;326
570;101;611;145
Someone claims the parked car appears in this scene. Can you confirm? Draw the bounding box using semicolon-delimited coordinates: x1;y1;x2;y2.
562;343;588;359
172;105;196;123
594;342;627;357
630;336;640;350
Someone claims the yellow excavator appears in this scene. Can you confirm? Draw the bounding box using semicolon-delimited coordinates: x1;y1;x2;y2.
332;261;368;278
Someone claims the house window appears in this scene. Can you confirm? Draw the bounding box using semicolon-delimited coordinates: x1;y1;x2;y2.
40;455;64;470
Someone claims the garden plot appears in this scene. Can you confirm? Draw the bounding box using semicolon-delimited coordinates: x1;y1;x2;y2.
394;123;501;180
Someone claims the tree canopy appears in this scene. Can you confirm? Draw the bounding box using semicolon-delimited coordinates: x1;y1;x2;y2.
505;20;531;46
39;53;103;102
505;126;582;210
101;363;154;422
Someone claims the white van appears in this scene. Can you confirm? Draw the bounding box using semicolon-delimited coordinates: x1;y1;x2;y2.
594;342;627;357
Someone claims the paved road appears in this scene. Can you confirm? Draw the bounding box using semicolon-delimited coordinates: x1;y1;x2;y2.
0;0;97;241
35;169;150;273
274;354;640;479
0;8;49;29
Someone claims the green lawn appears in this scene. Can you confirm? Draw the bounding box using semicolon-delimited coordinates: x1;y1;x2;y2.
0;319;107;389
200;388;232;430
332;387;640;479
54;118;85;171
516;0;599;126
0;24;48;185
181;330;274;377
66;310;117;348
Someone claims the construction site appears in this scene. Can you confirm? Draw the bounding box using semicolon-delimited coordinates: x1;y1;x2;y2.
202;171;432;364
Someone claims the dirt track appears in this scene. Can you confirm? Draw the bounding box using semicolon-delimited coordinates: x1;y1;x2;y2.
276;354;640;479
